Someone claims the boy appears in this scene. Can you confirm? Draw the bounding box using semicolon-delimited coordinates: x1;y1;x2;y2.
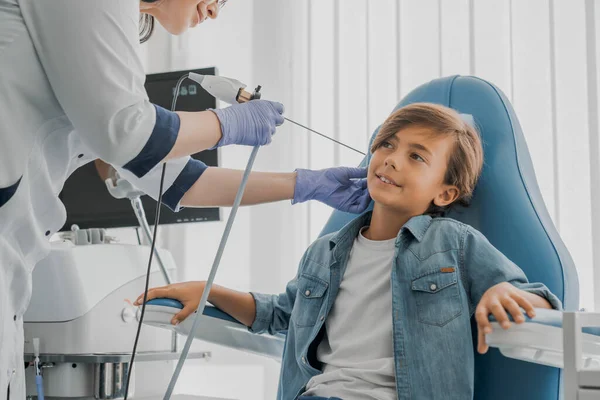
136;103;562;400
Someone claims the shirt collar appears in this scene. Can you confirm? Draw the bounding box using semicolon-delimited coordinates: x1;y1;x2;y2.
401;214;433;243
328;212;433;251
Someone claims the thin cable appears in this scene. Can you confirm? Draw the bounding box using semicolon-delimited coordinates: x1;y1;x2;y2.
124;73;189;400
132;196;172;284
163;145;260;399
284;117;365;156
124;164;166;400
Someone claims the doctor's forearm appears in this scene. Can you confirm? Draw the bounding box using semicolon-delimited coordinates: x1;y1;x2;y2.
180;168;297;207
163;111;222;161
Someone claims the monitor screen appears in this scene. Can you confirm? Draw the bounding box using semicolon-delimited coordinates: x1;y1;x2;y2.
59;67;220;230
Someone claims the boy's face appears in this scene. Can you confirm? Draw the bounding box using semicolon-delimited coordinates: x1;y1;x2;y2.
368;125;459;216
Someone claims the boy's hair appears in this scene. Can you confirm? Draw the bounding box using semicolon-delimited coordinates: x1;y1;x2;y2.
370;103;484;216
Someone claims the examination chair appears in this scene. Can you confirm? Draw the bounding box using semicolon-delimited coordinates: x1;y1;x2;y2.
145;75;582;400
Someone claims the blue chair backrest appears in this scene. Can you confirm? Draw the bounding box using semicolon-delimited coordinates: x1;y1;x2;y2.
319;75;579;400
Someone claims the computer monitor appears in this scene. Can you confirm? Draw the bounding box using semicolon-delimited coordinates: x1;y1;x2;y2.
59;67;220;230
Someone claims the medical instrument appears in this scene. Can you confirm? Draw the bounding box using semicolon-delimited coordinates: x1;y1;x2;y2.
284;118;365;156
188;73;366;156
33;338;45;400
153;73;263;400
104;171;172;285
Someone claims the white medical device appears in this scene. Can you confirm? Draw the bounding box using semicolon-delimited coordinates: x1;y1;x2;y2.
22;234;211;399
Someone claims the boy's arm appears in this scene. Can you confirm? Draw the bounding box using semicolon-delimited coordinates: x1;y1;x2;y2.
134;281;257;327
461;226;563;313
248;254;307;335
135;254;307;334
462;226;563;354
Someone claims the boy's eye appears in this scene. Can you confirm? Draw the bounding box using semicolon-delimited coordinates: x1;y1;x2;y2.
411;153;425;162
381;141;393;149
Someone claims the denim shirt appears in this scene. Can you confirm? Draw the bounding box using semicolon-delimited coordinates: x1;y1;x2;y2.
249;212;563;400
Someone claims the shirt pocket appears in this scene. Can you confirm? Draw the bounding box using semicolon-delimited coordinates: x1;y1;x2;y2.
292;273;329;327
411;268;462;327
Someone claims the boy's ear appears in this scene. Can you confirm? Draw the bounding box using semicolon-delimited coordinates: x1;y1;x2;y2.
433;185;460;207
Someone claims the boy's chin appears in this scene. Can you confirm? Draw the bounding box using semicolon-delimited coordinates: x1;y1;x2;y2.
370;192;406;212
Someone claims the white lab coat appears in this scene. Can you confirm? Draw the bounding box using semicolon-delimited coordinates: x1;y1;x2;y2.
0;1;200;398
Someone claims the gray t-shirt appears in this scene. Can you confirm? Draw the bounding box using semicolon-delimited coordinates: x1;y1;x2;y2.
302;228;398;400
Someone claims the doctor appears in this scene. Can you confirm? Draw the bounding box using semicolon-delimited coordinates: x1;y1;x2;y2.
0;1;370;398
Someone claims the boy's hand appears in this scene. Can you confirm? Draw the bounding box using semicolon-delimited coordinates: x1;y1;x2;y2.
475;282;536;354
134;281;206;326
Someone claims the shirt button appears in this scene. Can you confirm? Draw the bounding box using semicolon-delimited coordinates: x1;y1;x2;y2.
320;316;324;321
430;284;437;291
305;290;311;296
45;230;51;236
78;153;84;158
302;356;306;364
13;315;16;321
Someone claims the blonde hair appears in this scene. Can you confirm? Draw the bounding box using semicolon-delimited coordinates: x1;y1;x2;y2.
371;103;484;215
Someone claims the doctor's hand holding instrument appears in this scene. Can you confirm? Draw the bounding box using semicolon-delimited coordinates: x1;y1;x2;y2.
181;73;371;213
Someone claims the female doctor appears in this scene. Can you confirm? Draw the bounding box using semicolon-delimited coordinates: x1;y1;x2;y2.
0;1;370;398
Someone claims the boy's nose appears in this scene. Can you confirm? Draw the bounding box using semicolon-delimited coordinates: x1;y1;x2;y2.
384;157;399;170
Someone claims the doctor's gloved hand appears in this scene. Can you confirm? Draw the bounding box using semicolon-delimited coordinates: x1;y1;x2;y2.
210;100;285;148
134;281;207;325
293;167;371;214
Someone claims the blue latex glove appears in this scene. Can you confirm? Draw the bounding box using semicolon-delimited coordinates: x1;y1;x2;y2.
293;167;371;214
210;100;285;148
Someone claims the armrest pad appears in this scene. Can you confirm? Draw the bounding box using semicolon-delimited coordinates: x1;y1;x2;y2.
488;308;600;336
146;298;241;325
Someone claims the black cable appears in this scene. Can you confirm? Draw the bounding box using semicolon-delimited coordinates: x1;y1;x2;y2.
124;164;166;399
124;73;189;400
283;117;366;156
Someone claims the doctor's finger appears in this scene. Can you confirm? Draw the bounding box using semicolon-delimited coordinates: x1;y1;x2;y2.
346;167;368;179
269;101;285;115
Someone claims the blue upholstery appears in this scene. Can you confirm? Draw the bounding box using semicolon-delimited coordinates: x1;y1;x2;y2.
319;75;579;400
146;298;240;324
